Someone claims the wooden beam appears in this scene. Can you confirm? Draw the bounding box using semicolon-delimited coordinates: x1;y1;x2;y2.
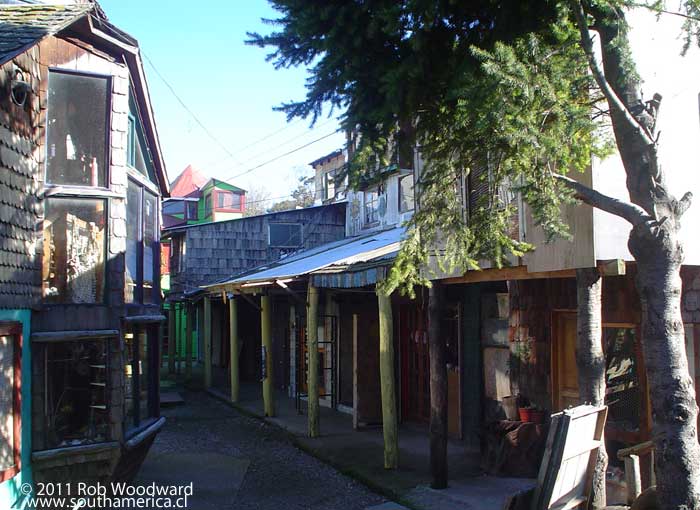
168;306;176;375
428;282;448;489
442;266;576;285
185;303;193;382
230;297;240;403
204;297;212;389
377;289;398;469
352;313;359;430
307;285;320;437
261;295;275;417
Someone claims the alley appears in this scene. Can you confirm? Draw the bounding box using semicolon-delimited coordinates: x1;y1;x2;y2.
135;392;388;510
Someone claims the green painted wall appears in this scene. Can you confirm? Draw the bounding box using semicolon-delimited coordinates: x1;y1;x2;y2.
0;309;32;510
162;303;198;361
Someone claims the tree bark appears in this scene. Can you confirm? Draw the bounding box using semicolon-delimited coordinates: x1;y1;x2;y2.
630;226;700;510
429;282;448;489
574;5;700;507
576;268;608;510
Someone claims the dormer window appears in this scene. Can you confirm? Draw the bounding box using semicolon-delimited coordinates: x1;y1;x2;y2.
46;70;109;188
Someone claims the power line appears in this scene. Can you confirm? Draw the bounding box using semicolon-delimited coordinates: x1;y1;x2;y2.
143;53;246;168
223;129;342;183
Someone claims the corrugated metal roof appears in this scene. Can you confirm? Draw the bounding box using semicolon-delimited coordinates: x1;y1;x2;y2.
205;226;404;289
0;4;91;64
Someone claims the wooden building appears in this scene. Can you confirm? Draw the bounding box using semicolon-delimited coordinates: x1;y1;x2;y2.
161;203;346;378
0;4;170;500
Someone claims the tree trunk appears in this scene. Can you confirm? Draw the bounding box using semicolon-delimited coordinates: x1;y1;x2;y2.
629;227;700;510
307;285;320;437
576;268;608;510
429;282;448;489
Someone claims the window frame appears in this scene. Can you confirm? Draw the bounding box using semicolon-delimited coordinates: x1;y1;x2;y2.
186;200;198;221
124;325;160;437
126;178;160;305
398;172;415;213
268;223;303;248
0;321;21;482
41;195;108;305
44;68;112;192
363;188;380;226
204;194;212;218
214;190;243;213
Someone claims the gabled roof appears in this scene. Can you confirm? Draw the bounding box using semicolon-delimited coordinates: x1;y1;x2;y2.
309;148;344;168
204;226;404;291
0;2;170;197
170;164;208;198
201;177;246;194
0;4;91;64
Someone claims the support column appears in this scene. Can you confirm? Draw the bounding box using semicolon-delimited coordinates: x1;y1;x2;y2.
307;285;320;437
230;296;240;402
261;294;274;416
168;304;176;375
377;288;398;469
429;281;448;489
204;296;212;389
185;302;193;382
175;303;181;374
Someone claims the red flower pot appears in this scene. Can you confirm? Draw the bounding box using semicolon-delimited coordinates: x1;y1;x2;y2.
518;407;532;422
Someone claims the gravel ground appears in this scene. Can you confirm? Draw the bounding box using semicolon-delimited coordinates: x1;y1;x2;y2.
139;391;387;510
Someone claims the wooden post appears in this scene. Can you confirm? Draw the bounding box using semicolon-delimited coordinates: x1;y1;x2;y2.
204;296;212;389
185;302;193;382
377;288;398;469
261;294;275;416
168;304;176;375
429;281;448;489
230;296;240;402
624;454;642;504
352;313;359;430
175;303;181;374
307;285;320;437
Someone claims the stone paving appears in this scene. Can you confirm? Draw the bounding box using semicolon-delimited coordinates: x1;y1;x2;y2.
135;391;388;510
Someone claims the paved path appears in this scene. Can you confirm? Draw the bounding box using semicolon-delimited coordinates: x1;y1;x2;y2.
136;391;388;510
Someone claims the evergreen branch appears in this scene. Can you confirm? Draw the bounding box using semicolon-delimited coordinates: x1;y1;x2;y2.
555;173;649;226
573;0;655;147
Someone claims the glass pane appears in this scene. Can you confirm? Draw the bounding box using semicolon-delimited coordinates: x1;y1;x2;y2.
126;182;141;303
143;192;157;304
45;340;109;448
0;334;14;470
604;328;641;432
186;201;198;220
399;175;414;212
46;72;108;187
43;198;105;303
124;332;137;429
163;200;184;216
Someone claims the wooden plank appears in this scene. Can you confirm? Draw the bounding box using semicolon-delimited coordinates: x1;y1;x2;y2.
204;297;212;389
623;455;642;504
443;266;576;285
31;329;119;342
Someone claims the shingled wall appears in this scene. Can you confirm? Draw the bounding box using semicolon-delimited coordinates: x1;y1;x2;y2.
0;47;42;309
169;203;346;295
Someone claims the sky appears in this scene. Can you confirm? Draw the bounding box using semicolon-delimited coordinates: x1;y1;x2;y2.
98;0;345;204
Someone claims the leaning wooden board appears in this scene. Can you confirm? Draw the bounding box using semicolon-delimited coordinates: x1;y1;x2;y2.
530;404;608;510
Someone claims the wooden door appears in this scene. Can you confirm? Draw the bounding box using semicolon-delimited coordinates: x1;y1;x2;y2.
400;304;429;423
552;312;580;411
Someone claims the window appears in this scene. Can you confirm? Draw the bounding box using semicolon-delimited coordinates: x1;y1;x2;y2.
186;201;198;221
42;338;110;448
323;172;335;201
0;322;21;482
126;180;159;304
217;191;241;210
399;174;415;212
124;327;158;433
604;327;643;434
364;189;380;225
205;194;212;218
170;236;186;274
42;197;106;303
269;223;302;248
126;94;154;178
162;200;185;216
46;71;109;187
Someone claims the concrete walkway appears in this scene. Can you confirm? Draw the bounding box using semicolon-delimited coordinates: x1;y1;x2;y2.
208;382;536;510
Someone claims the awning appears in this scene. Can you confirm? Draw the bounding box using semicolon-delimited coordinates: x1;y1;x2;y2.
203;226;404;291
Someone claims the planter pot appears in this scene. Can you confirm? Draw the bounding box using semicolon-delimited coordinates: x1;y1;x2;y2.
518;407;532;422
529;410;544;424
